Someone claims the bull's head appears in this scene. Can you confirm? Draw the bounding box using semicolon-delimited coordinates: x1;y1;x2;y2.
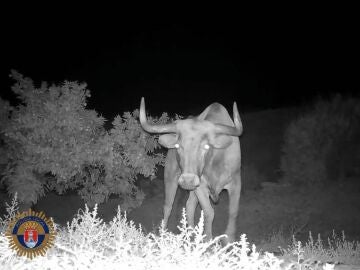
140;97;242;190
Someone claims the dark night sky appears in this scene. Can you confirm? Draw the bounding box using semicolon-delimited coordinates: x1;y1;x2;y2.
2;19;359;119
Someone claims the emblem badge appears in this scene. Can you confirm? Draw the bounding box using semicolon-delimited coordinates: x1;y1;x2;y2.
6;209;56;259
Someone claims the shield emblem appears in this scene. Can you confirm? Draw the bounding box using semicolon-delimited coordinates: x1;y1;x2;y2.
24;229;38;248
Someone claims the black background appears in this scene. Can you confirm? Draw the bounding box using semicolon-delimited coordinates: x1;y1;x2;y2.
2;13;358;119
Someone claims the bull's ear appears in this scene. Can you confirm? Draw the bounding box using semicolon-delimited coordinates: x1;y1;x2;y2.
158;134;178;148
211;135;233;149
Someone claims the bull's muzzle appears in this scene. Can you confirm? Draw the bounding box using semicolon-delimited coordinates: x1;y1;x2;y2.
178;173;200;190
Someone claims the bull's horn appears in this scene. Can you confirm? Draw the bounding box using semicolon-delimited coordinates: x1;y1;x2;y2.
139;97;177;133
215;101;243;136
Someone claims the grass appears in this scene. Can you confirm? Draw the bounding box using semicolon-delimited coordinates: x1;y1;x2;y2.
281;231;360;266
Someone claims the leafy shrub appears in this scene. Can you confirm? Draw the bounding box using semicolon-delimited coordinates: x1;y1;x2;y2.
0;98;12;187
1;71;168;210
280;94;360;185
0;98;12;133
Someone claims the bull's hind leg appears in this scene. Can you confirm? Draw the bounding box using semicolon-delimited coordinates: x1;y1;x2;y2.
224;175;241;243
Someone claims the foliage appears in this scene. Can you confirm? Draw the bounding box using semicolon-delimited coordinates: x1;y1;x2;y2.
0;193;18;233
0;199;284;269
0;98;12;133
280;94;360;185
0;98;12;185
0;71;168;209
258;227;291;255
2;196;359;269
281;231;360;266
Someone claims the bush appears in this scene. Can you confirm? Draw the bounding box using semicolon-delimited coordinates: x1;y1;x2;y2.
0;71;168;210
280;94;360;185
3;195;358;269
0;197;283;269
0;98;12;188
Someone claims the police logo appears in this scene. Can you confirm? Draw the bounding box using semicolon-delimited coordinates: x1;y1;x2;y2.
6;209;56;259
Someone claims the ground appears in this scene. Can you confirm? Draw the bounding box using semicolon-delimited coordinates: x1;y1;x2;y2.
1;107;359;252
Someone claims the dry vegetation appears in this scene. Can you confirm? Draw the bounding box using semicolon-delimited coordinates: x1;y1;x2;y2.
1;196;359;269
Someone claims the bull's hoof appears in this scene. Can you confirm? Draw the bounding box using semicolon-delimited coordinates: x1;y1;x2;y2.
218;235;230;246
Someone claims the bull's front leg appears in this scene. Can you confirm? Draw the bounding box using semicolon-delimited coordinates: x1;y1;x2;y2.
163;178;178;228
224;175;241;243
195;186;214;240
163;150;180;228
185;191;198;227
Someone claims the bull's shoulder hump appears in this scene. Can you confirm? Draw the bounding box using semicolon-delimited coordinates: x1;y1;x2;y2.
198;103;226;119
208;103;226;112
198;103;233;125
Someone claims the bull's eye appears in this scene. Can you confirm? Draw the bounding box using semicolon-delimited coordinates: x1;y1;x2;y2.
174;143;180;149
204;144;210;150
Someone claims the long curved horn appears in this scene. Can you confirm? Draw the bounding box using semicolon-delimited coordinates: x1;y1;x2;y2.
214;101;243;136
139;97;177;133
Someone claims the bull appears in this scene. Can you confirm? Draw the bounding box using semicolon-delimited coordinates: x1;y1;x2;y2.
139;97;243;242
